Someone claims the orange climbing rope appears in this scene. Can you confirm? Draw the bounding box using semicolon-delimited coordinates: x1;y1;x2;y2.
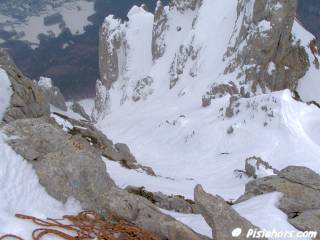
0;211;160;240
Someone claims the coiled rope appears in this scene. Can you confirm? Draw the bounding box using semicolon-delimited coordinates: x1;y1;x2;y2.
0;211;159;240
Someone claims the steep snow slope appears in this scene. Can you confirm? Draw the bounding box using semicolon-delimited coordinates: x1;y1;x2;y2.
96;0;320;237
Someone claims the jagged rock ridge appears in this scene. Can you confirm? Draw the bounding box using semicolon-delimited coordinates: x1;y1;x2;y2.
0;49;50;123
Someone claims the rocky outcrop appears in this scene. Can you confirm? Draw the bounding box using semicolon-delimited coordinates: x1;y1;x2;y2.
237;174;320;215
226;0;309;91
152;1;169;61
126;186;197;214
169;38;201;89
289;209;320;233
102;188;209;240
202;82;240;107
194;185;265;240
53;112;156;176
0;48;50;123
245;156;279;178
38;76;67;111
236;166;320;231
3;117;116;204
70;101;91;121
98;16;124;89
279;166;320;191
169;0;202;13
203;0;310;106
309;38;320;69
132;76;154;102
91;79;109;122
2;117;207;240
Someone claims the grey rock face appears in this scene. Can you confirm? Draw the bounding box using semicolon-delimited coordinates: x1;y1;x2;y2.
54;112;135;164
203;0;310;107
202;82;239;107
2;117;206;240
194;185;265;240
99;18;124;89
70;101;91;121
152;1;169;61
309;38;320;69
38;76;67;111
229;0;309;91
0;48;50;123
279;166;320;191
3;117;116;205
236;166;320;218
91;79;109;122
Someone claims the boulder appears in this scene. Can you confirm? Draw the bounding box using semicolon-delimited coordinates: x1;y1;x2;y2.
70;101;91;121
194;185;265;240
236;166;320;217
114;143;137;164
2;117;207;240
289;209;320;233
38;76;67;111
0;48;50;123
279;166;320;190
3;117;116;205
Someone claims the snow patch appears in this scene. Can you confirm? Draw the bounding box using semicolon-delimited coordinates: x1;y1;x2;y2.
161;209;212;238
0;68;12;120
257;20;272;32
38;76;52;89
267;62;276;75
